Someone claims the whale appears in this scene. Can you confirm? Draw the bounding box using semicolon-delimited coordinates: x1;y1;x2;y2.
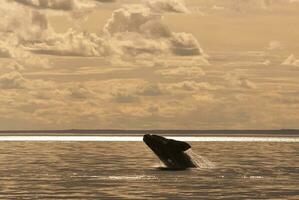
143;134;197;169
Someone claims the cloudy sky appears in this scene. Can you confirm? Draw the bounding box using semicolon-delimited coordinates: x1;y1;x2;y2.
1;0;299;130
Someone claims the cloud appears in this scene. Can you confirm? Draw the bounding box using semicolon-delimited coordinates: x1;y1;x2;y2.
282;54;299;67
144;0;189;13
0;1;90;60
168;81;219;91
3;0;206;65
225;73;257;89
0;72;26;89
119;105;153;118
232;0;270;11
14;0;76;10
170;33;203;56
0;61;53;90
0;3;92;69
29;29;111;57
28;5;168;57
0;73;106;128
136;83;164;96
0;2;52;68
13;0;101;10
100;80;167;105
67;84;95;99
156;66;205;77
0;38;50;68
95;0;116;2
0;2;54;42
102;4;204;58
26;2;206;61
1;71;297;129
112;91;139;104
195;0;299;13
108;80;164;101
0;61;24;72
0;40;15;58
192;93;215;103
104;5;169;37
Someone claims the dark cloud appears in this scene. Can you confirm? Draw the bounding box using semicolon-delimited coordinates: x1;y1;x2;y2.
68;84;94;99
0;72;26;89
137;83;164;96
14;0;76;10
113;91;139;103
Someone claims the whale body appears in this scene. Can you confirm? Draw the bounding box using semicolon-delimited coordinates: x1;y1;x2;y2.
143;134;197;169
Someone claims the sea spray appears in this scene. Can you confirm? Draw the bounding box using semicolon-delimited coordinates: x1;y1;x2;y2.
153;150;215;169
186;149;215;169
153;160;166;168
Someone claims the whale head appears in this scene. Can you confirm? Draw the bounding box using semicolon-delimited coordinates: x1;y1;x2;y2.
143;134;196;169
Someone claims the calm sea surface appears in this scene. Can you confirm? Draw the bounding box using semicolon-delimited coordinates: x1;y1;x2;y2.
0;136;298;199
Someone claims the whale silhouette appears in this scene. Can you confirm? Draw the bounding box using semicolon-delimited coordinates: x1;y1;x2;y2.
143;134;197;169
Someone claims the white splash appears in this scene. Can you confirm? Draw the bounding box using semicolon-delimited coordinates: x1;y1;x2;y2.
186;149;215;169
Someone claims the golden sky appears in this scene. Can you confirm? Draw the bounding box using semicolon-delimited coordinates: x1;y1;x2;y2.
1;0;299;130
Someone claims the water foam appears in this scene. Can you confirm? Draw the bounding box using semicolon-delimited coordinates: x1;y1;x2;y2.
186;150;215;169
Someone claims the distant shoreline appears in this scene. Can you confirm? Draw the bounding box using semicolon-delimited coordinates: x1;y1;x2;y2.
0;129;298;137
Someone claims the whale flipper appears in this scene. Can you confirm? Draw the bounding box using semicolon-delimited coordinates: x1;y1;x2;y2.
167;139;191;152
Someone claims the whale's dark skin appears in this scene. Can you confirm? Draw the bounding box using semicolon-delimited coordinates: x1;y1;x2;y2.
143;134;197;169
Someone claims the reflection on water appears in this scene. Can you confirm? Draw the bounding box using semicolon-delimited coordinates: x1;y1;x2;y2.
0;140;298;199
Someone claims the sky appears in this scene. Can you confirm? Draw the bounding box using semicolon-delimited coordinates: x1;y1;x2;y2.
0;0;299;130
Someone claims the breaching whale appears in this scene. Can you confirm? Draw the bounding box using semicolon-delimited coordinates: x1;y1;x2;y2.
143;134;197;169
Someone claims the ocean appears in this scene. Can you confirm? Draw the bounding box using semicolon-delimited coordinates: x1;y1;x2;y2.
0;135;298;199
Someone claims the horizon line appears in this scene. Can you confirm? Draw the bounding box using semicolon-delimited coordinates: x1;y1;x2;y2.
0;136;298;142
0;129;298;132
